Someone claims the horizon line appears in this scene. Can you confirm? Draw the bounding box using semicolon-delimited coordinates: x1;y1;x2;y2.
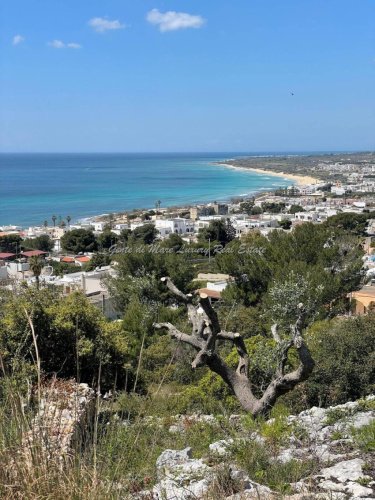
0;149;373;155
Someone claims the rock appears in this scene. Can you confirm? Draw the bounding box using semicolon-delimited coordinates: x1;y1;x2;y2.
348;411;375;430
319;458;370;483
209;439;234;456
225;482;275;499
152;477;210;499
156;447;192;468
16;380;94;471
345;481;374;497
315;493;346;499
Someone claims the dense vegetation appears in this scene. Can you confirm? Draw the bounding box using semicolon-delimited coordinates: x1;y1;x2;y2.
0;218;374;497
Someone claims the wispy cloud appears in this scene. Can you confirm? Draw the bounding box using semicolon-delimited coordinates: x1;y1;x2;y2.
146;9;205;32
48;40;82;49
12;35;25;46
88;17;125;33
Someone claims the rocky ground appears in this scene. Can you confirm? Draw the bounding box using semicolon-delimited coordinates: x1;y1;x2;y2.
136;396;375;499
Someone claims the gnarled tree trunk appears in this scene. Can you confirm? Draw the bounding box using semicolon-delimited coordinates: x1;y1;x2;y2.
154;277;315;418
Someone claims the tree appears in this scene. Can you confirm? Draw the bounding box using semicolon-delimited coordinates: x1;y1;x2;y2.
289;205;304;214
97;229;119;250
0;234;22;254
162;233;184;252
323;212;371;236
29;256;44;289
66;215;71;228
239;201;254;215
279;219;292;230
0;289;129;391
132;224;158;245
261;202;286;214
198;219;235;246
84;252;111;271
250;206;262;215
60;229;97;254
23;235;53;252
52;215;57;227
154;276;316;417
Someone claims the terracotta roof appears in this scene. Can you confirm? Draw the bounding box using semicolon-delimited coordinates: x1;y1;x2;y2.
0;252;16;259
61;256;75;263
196;288;222;300
21;250;47;257
75;256;90;263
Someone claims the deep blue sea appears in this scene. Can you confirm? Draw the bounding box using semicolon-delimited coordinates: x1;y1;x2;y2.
0;153;293;227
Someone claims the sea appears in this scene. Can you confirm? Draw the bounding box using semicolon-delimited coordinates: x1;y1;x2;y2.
0;153;293;227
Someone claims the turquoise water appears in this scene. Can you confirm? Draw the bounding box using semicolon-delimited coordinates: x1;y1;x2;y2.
0;153;292;227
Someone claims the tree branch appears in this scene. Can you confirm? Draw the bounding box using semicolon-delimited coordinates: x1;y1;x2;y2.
153;323;203;350
160;277;201;338
217;331;249;376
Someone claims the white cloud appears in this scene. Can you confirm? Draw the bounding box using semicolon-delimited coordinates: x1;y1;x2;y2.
146;9;205;32
88;17;125;33
12;35;25;46
48;40;82;49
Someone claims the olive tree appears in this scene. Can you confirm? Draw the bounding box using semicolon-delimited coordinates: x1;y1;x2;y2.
154;274;321;417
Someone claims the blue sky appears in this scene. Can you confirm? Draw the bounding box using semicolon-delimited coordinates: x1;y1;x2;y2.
0;0;374;152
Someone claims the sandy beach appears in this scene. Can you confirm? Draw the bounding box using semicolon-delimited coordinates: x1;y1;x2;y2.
217;163;320;187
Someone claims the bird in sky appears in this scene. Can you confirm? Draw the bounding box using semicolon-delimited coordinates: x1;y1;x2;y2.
290;91;295;96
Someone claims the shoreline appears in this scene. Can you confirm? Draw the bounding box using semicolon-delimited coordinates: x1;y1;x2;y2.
215;162;320;187
1;161;318;229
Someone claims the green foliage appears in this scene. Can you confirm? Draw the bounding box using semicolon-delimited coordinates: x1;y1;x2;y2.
323;212;372;236
177;336;279;412
285;315;375;410
288;204;304;214
108;248;193;310
22;235;54;252
0;289;129;391
198;219;235;246
84;252;111;271
261;202;286;214
232;440;317;493
161;233;184;252
0;234;22;253
96;229;119;250
267;271;324;326
279;218;292;230
49;260;81;276
352;420;375;452
60;228;97;253
218;304;267;338
324;407;355;425
217;223;364;312
239;201;254;215
131;224;158;244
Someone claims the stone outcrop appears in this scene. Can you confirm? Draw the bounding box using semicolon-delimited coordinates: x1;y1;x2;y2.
138;395;375;499
18;379;94;467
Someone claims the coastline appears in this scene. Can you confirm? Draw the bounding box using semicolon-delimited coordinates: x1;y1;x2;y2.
1;157;318;228
215;162;320;187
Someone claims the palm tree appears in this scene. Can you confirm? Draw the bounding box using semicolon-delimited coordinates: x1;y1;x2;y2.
43;220;48;229
29;256;43;289
155;200;161;219
66;215;71;228
52;215;57;227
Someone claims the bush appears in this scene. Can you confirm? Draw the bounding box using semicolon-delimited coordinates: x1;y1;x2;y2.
283;315;375;411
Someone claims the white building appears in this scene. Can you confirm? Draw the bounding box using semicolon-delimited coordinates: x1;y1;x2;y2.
232;217;278;237
155;218;195;238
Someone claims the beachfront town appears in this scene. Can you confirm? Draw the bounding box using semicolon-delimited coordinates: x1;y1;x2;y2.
2;162;375;318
